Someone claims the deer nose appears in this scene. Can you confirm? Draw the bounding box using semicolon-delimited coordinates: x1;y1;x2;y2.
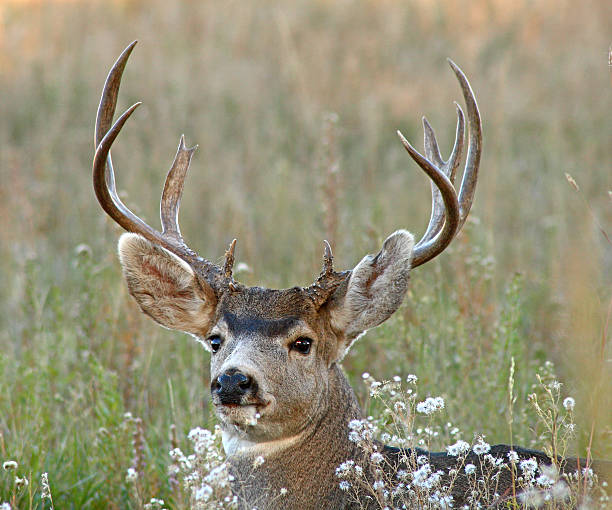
211;368;257;404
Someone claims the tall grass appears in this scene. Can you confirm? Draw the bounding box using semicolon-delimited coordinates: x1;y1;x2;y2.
0;0;610;507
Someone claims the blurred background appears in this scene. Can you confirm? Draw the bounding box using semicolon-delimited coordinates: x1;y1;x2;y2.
0;0;610;507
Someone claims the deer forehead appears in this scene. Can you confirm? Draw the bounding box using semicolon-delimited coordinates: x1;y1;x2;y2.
213;287;322;334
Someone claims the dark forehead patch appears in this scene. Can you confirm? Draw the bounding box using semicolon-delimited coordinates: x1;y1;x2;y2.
223;312;301;337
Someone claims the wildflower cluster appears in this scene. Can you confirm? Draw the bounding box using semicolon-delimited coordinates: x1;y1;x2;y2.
336;375;461;508
169;426;237;509
334;368;609;509
1;460;30;509
416;397;445;416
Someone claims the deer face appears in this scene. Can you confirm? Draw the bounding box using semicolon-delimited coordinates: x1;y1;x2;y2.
207;288;332;445
117;230;414;447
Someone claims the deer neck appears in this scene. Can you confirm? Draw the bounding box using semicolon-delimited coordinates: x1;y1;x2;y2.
225;363;363;510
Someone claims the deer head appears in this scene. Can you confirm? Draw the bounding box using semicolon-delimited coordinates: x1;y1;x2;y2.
93;41;480;456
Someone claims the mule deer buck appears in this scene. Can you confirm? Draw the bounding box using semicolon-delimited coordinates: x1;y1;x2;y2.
94;42;608;509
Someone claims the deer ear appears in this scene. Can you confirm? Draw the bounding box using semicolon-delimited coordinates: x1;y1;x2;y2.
328;230;414;359
117;233;217;336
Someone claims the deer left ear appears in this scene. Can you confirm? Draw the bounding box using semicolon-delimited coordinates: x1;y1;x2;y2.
328;230;414;359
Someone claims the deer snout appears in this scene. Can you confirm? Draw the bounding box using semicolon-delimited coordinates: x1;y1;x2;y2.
211;368;258;405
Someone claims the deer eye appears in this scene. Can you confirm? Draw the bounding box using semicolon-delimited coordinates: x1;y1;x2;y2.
208;335;223;353
290;337;313;355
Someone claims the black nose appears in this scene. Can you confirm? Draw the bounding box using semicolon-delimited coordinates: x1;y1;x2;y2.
211;368;257;404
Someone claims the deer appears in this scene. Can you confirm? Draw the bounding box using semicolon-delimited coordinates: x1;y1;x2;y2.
93;42;609;509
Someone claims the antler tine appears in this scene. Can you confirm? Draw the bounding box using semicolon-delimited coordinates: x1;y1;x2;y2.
448;59;482;230
422;117;444;168
420;105;465;245
94;41;137;215
95;41;137;150
306;240;349;308
322;240;334;275
160;134;198;240
223;239;237;279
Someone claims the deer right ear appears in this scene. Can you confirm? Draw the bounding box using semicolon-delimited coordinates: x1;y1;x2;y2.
117;233;217;336
328;230;414;360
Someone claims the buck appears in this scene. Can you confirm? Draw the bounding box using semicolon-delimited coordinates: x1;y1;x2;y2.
94;43;607;509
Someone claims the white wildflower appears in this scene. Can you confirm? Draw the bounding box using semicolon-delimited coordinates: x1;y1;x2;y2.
204;464;231;488
14;476;28;489
362;372;370;379
372;480;385;491
508;450;519;464
465;464;476;475
484;454;503;467
446;440;470;456
280;487;288;495
169;447;192;471
339;480;351;491
536;473;555;487
40;472;51;499
144;498;165;510
393;401;406;412
126;467;138;483
195;484;213;502
336;460;354;478
416;396;445;415
423;471;442;489
429;491;454;509
417;455;429;465
520;458;538;477
563;397;575;411
472;437;491;455
371;452;384;464
370;381;382;395
348;419;363;430
348;431;360;443
412;463;431;487
406;374;418;384
0;503;12;510
393;375;402;383
253;455;265;467
2;461;17;471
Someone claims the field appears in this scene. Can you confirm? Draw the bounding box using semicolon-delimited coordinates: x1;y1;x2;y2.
0;0;610;507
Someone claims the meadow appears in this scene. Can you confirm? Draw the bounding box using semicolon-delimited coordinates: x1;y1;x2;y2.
0;0;610;507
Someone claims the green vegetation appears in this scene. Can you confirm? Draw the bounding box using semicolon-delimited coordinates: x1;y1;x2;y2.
0;0;610;507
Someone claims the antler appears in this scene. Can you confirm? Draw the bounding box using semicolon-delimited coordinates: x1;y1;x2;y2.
306;240;350;306
397;59;482;268
93;41;235;291
307;60;481;304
